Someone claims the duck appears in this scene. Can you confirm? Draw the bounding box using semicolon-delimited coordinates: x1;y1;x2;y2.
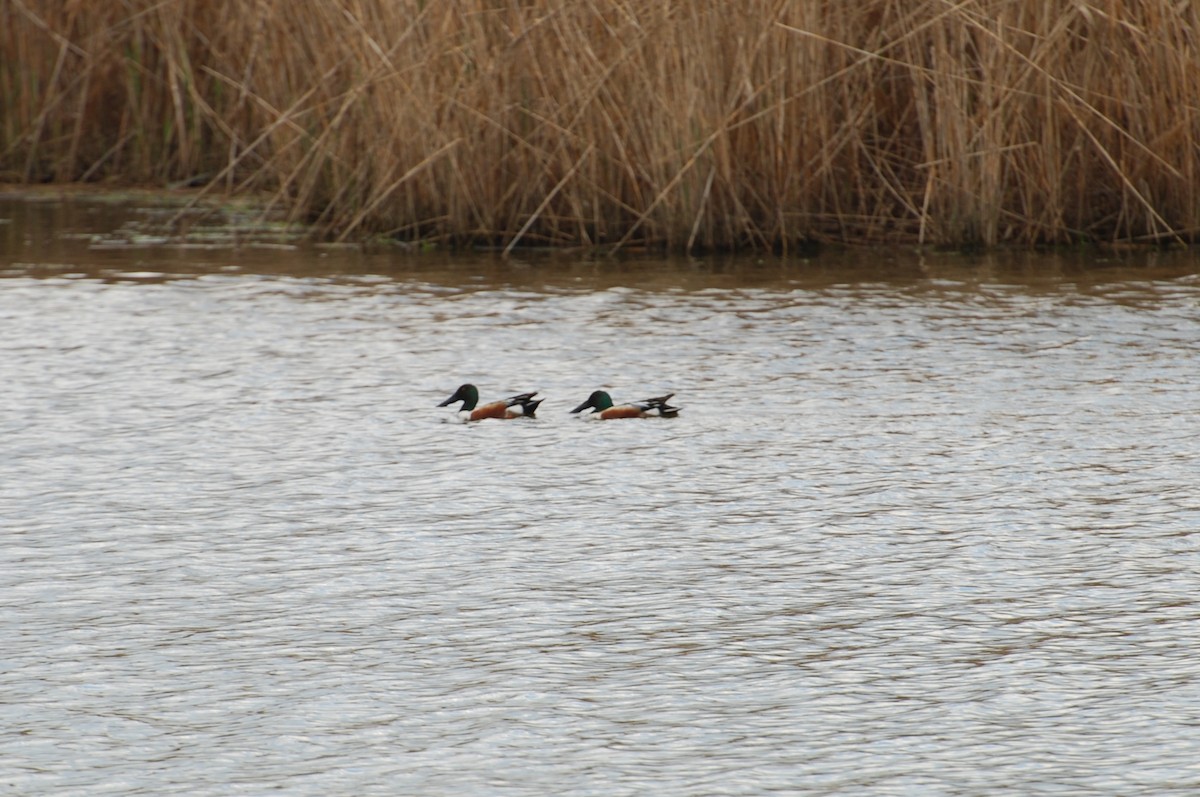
569;390;680;419
438;384;543;420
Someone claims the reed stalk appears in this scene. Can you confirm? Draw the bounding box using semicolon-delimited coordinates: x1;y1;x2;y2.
3;0;1199;250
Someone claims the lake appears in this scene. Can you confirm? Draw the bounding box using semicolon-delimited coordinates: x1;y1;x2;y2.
2;195;1199;796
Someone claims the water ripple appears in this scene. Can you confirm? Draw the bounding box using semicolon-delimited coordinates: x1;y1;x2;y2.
2;253;1200;796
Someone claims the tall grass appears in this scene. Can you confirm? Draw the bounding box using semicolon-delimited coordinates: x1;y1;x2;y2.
3;0;1200;251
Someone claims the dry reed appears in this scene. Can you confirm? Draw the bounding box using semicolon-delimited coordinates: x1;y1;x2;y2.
3;0;1200;251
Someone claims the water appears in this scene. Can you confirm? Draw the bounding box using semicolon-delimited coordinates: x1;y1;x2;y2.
2;196;1200;796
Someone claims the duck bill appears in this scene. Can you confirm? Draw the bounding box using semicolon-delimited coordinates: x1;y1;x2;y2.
569;399;593;414
437;394;457;407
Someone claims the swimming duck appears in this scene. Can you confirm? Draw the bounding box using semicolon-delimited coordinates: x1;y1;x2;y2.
569;390;680;419
438;384;543;420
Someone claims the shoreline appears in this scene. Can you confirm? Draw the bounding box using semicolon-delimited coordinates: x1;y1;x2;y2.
4;2;1200;252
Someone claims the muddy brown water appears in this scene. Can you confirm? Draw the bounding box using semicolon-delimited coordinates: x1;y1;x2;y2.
3;196;1199;796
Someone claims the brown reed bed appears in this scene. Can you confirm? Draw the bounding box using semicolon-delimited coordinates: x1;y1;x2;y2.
3;0;1200;252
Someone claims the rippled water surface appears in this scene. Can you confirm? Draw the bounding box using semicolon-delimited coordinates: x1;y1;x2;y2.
3;197;1200;796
